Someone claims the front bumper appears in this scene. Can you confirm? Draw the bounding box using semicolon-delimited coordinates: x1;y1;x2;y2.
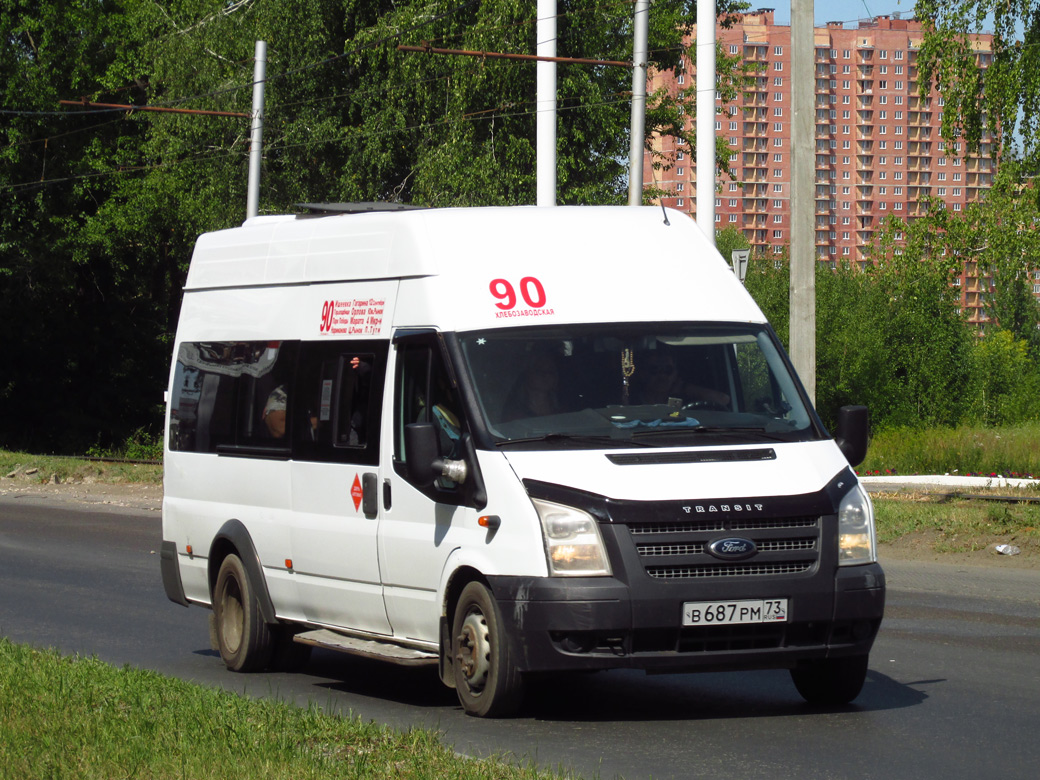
488;562;885;674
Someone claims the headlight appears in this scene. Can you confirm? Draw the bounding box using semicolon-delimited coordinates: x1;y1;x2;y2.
838;484;877;565
532;498;612;576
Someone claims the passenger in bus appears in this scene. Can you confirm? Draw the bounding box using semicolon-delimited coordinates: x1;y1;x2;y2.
262;385;288;438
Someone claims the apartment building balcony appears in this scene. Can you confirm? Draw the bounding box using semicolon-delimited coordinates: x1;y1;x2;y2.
744;44;768;61
907;160;931;172
856;140;874;153
858;82;874;94
907;141;931;155
857;109;874;122
908;127;932;140
907;171;931;184
816;199;836;214
857;128;874;140
743;139;768;152
815;79;835;94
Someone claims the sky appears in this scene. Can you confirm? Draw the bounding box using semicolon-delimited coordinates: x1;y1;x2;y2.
765;0;920;26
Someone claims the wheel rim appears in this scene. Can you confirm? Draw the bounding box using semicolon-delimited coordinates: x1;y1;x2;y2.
455;610;491;694
220;579;244;654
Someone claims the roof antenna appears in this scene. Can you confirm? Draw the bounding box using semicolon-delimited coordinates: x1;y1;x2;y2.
661;202;670;226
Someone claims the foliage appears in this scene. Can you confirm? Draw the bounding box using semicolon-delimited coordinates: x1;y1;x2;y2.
915;0;1040;167
860;422;1040;477
0;0;743;453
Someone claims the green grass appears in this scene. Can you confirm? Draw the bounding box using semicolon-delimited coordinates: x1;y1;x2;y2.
873;494;1040;554
861;423;1040;479
0;638;567;780
0;450;162;485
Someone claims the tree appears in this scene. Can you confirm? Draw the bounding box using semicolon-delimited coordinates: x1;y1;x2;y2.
915;0;1039;167
1;0;748;452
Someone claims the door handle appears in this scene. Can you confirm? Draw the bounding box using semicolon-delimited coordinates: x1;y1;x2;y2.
362;472;378;518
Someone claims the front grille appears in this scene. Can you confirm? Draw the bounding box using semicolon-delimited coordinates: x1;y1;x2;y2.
630;522;726;535
637;543;705;556
624;513;822;580
646;561;815;579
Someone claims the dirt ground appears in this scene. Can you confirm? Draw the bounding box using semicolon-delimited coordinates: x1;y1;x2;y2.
2;475;1037;570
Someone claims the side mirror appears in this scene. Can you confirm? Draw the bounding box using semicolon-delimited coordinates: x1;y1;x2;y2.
834;405;869;468
404;422;468;486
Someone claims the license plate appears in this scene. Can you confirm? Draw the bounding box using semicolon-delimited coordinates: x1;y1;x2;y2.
682;599;788;626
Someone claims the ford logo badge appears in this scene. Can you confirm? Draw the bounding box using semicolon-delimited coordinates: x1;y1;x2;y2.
708;537;758;561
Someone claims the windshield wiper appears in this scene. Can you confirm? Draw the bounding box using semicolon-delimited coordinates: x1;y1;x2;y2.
496;432;656;448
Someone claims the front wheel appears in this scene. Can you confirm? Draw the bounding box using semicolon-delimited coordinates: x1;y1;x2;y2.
452;581;524;717
213;553;273;672
791;654;869;705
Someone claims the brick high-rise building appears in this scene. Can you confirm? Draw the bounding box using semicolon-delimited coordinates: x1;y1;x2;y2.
647;10;1005;325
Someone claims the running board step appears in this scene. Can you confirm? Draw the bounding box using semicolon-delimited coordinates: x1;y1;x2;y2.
294;629;438;667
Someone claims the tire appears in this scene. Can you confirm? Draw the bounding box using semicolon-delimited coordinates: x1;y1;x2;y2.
791;654;869;705
213;553;274;672
452;581;524;717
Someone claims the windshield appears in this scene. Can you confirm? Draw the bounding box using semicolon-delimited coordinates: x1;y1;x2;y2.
457;323;818;448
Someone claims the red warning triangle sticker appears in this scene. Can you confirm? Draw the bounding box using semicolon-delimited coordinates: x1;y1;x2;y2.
350;473;363;512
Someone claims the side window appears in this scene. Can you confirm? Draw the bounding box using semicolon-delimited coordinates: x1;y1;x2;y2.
394;337;466;494
293;341;388;466
169;341;299;454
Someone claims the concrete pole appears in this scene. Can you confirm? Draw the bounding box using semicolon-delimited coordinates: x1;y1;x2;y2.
628;0;649;206
537;0;557;207
789;1;816;403
246;40;267;221
696;0;716;243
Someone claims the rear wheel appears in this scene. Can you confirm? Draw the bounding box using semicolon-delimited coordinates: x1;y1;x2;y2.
452;582;524;717
213;554;273;672
791;654;869;705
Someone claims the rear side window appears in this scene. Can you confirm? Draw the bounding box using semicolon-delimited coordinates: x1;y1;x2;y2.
169;341;298;454
169;340;387;464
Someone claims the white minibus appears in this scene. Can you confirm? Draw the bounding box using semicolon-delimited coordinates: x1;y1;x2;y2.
161;204;884;717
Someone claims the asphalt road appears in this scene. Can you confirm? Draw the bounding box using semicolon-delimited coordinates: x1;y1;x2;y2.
2;494;1038;780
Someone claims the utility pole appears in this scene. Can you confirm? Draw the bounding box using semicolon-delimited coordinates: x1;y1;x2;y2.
695;0;716;243
536;1;557;207
246;40;267;221
628;0;649;206
789;1;816;402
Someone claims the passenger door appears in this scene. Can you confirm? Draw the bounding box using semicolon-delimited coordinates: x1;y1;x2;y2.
289;340;392;635
378;333;480;643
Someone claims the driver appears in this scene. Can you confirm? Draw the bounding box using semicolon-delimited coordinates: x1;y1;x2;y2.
634;352;729;408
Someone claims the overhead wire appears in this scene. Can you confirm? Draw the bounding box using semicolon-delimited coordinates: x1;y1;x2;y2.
12;1;892;195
